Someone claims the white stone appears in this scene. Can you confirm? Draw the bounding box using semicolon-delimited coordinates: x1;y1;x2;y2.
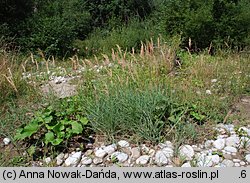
165;165;174;167
210;155;220;164
226;136;240;147
240;161;246;166
56;153;65;166
141;145;150;153
95;148;108;158
234;163;240;167
245;154;250;163
111;152;128;163
104;144;117;154
64;152;82;167
222;159;234;167
3;138;11;145
155;150;169;166
233;159;241;163
204;140;214;149
213;139;225;150
206;90;212;95
93;158;103;165
162;147;174;158
159;141;173;149
44;157;52;164
81;157;92;165
181;162;191;167
148;149;156;157
131;147;141;159
136;155;150;165
224;146;237;153
211;79;218;83
118;140;130;148
179;145;194;160
197;154;213;167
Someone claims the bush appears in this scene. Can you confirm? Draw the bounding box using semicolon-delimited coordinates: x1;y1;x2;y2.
18;0;92;56
74;19;155;57
153;0;250;50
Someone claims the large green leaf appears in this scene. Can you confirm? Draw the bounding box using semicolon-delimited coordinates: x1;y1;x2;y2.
51;138;63;146
44;116;53;123
14;122;40;140
77;115;89;125
45;131;54;145
53;122;65;133
71;121;83;134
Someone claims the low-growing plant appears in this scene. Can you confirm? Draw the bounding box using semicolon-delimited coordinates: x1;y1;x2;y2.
14;96;89;147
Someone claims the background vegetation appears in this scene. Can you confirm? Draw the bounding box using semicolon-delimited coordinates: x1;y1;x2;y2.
0;0;249;166
1;0;249;56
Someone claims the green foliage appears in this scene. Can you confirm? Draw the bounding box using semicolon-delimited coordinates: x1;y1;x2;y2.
83;85;170;142
74;19;154;56
18;0;92;56
14;96;89;146
153;0;250;50
85;0;154;27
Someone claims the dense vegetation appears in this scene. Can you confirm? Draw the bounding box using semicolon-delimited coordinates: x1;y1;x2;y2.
1;0;249;56
0;0;250;166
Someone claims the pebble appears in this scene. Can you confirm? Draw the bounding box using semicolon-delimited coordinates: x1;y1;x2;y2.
95;148;108;158
226;137;240;147
213;139;225;150
204;140;214;149
118;140;130;148
240;161;246;166
233;159;241;163
206;90;212;95
245;154;250;163
141;145;150;154
104;144;117;154
197;154;213;167
162;147;174;158
81;157;93;165
234;163;240;167
85;150;93;156
148;149;156;157
158;141;173;149
44;157;52;164
155;150;169;166
111;152;128;163
222;159;234;167
224;146;237;153
64;152;82;167
181;162;192;167
56;153;65;166
136;155;150;165
3;138;11;145
93;158;103;165
131;147;141;159
179;145;194;160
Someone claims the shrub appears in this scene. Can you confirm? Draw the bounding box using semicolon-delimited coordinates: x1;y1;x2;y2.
153;0;250;50
74;19;155;57
18;0;92;56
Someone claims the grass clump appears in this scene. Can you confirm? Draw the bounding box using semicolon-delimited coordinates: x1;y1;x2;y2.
83;85;172;142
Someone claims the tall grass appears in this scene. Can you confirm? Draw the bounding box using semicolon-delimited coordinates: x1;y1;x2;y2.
77;38;250;143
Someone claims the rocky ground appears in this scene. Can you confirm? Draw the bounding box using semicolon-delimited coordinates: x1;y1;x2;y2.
2;66;250;167
3;123;250;167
